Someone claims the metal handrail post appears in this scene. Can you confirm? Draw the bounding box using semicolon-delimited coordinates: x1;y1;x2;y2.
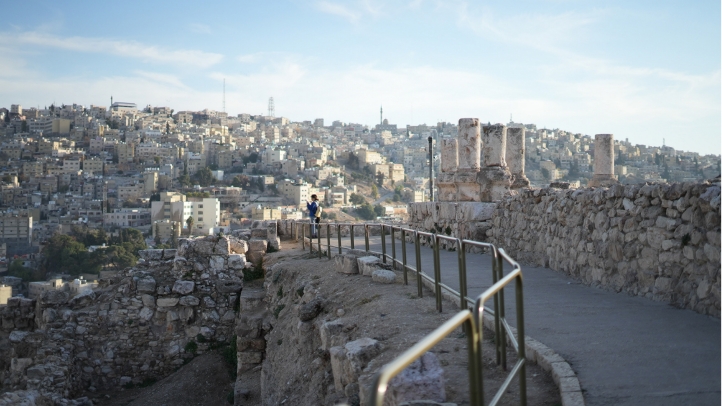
516;271;528;406
350;225;355;249
497;252;507;370
364;224;370;252
326;224;331;259
337;224;342;255
433;234;442;312
401;228;408;285
317;230;322;259
381;225;387;263
458;239;468;311
301;222;306;250
415;231;422;298
492;248;501;365
391;227;396;269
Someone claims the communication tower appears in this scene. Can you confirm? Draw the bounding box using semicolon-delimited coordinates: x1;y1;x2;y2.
268;97;275;118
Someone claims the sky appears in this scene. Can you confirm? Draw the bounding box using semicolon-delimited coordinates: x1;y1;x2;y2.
0;0;719;154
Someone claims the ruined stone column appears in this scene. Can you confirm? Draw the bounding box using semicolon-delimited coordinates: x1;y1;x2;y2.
481;124;507;167
457;118;481;171
437;138;458;201
507;127;530;189
455;118;481;201
478;124;513;202
588;134;618;187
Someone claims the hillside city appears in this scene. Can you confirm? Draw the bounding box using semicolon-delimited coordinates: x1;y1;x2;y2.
0;101;719;299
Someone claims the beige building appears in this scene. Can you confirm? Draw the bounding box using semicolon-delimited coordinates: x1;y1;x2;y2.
0;285;11;305
152;219;181;243
0;215;32;245
251;205;283;220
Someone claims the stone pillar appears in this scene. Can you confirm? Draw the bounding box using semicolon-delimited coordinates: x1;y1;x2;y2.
455;118;481;201
481;124;507;167
437;138;458;201
507;127;530;189
457;118;481;172
478;124;512;202
588;134;618;187
440;138;458;173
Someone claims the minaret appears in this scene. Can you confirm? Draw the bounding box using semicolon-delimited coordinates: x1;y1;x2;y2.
110;96;113;107
380;105;383;125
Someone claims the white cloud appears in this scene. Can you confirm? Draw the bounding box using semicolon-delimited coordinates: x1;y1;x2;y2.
133;71;189;89
5;31;223;68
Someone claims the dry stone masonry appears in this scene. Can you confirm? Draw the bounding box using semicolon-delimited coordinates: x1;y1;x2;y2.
0;220;283;405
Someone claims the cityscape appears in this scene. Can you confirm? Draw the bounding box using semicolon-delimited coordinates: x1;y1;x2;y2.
0;99;718;286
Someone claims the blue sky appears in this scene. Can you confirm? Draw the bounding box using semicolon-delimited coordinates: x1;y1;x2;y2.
1;0;719;154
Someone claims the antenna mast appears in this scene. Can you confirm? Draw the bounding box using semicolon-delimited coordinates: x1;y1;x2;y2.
268;97;275;118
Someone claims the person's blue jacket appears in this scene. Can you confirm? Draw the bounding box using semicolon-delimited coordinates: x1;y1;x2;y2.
307;201;318;217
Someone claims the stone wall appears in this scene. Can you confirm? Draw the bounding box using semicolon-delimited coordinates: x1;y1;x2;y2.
0;232;263;404
409;180;721;317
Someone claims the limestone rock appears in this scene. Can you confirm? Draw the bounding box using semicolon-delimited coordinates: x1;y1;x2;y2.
372;270;396;284
298;298;325;322
335;254;359;274
136;276;157;293
157;298;179;307
385;352;446;406
172;280;195;295
357;256;381;276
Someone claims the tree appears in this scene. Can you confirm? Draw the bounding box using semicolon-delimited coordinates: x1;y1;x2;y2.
540;168;550;180
355;203;376;220
165;122;170;134
193;166;215;187
349;193;365;205
371;184;379;199
373;204;385;217
21;121;28;133
376;171;385;187
186;216;195;236
154;156;161;165
347;152;360;169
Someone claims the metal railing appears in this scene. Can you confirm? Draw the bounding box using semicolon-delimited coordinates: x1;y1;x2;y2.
278;219;526;405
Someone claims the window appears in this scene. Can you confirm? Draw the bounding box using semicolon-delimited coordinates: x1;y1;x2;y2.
198;217;203;222
198;204;203;208
198;211;203;215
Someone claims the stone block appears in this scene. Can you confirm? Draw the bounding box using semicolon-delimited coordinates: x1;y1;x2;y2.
246;251;263;267
216;278;244;294
440;138;458;173
139;249;164;261
268;236;281;251
179;296;200;306
320;320;346;351
357;256;381;276
228;254;247;270
372;270;396;284
385;352;446;406
136;277;157;293
138;307;154;321
172;280;195;295
248;239;268;253
330;346;348;392
157;298;179;307
40;290;69;306
209;256;226;272
481;124;507;167
251;228;269;239
344;337;382;381
229;239;248;255
335;254;359;274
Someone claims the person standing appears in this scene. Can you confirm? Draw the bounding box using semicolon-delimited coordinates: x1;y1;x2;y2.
306;194;320;238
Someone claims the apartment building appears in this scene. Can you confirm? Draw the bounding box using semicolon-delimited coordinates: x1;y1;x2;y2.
104;209;151;228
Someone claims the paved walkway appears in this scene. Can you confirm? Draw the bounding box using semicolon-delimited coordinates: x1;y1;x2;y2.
323;236;721;406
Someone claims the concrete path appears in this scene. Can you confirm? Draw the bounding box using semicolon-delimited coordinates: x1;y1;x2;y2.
323;236;721;406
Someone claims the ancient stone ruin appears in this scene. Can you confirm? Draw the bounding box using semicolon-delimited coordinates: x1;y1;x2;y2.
409;118;719;317
0;221;281;405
